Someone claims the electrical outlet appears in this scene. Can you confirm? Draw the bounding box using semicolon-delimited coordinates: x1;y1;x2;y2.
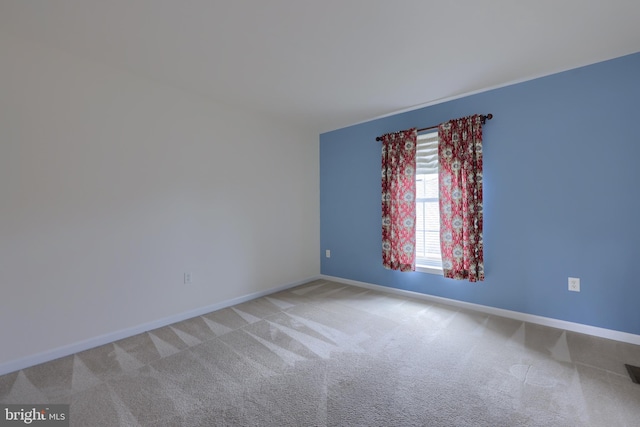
568;277;580;292
325;250;331;258
184;272;192;285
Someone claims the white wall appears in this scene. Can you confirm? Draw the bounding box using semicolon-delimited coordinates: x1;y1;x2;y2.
0;35;319;368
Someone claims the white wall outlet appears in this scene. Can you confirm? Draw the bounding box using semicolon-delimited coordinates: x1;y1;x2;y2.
325;249;331;258
568;277;580;292
184;272;192;285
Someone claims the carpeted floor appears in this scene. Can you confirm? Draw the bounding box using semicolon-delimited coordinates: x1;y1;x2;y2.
1;279;639;426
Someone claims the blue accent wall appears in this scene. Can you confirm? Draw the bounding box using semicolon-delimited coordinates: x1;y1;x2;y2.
320;52;640;335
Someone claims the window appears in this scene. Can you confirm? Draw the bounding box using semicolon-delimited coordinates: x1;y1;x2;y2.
415;132;442;273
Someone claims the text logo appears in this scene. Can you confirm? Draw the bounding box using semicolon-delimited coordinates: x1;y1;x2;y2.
1;405;69;427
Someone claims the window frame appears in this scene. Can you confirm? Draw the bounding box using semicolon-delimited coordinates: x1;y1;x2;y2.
415;131;443;275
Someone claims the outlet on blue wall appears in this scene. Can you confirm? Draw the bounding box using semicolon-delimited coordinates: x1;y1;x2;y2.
320;52;640;335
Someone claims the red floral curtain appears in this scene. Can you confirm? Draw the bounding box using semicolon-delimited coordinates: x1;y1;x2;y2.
438;115;484;281
381;128;417;272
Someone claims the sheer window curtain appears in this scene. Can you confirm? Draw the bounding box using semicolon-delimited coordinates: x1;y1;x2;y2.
438;115;484;281
381;129;417;272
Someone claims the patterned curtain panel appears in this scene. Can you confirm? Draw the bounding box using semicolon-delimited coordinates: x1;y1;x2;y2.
381;128;417;272
438;115;484;281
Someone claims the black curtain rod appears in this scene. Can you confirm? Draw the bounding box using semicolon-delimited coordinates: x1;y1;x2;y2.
375;113;493;141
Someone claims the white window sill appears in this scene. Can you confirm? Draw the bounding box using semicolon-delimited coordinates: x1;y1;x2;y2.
416;265;443;275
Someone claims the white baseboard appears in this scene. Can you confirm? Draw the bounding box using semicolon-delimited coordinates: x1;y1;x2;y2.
321;274;640;346
0;275;321;376
4;273;636;376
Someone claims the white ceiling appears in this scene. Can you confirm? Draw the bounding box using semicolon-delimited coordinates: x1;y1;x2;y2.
1;1;640;133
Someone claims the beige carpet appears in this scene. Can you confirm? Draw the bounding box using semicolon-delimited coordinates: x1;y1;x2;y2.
1;279;639;426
